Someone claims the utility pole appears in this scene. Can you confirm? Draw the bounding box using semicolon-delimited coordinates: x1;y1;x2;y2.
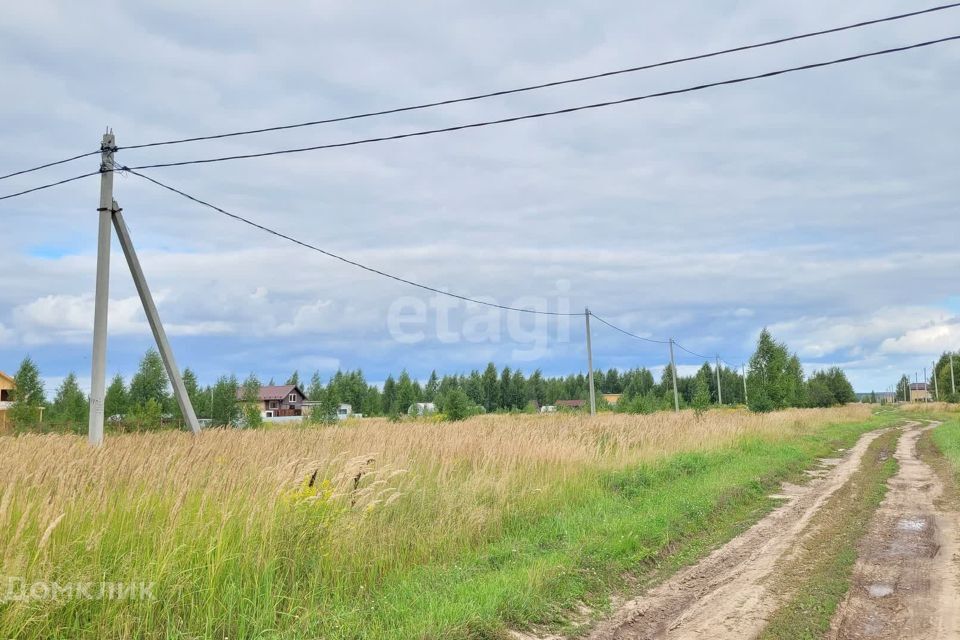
932;361;940;401
715;355;723;405
88;130;115;447
742;363;749;406
669;339;680;413
584;308;596;416
86;129;202;444
951;353;956;395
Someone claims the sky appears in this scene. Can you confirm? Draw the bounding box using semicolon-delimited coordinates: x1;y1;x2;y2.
1;0;958;395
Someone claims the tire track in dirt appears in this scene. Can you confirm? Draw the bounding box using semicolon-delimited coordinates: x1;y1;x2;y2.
828;420;960;639
585;427;889;640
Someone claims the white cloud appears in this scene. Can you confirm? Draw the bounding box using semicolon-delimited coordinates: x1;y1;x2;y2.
768;306;954;359
879;321;960;356
1;0;959;392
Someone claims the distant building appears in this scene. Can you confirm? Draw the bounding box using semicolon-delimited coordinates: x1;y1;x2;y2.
337;403;353;420
556;399;586;410
237;384;307;418
909;383;931;402
602;393;622;405
0;370;14;431
539;405;557;413
410;402;436;416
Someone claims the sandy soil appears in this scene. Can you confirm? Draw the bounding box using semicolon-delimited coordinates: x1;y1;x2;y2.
585;428;887;640
828;421;960;640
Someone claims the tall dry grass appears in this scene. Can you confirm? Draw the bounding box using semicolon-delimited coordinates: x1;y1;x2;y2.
0;406;872;637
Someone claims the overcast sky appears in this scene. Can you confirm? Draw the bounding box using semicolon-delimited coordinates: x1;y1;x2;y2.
1;0;958;394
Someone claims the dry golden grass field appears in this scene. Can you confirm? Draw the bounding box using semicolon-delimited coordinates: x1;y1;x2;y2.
0;405;885;639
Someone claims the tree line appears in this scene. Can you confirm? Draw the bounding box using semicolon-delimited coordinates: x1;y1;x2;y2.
4;328;858;431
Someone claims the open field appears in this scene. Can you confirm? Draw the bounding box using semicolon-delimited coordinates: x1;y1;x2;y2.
0;406;896;638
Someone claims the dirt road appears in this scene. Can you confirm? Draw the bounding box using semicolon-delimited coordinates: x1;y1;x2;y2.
588;428;885;640
828;421;960;639
585;421;960;640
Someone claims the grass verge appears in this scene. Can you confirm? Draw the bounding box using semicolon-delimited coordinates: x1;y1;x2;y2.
757;427;900;640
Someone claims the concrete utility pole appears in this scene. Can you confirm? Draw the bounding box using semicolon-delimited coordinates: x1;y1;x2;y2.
742;363;749;406
86;129;201;444
951;353;956;395
584;308;596;416
932;362;940;401
669;339;680;413
113;208;200;434
88;130;115;447
715;355;723;405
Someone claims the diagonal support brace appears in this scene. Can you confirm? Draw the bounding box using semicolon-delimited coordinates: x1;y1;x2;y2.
111;202;201;435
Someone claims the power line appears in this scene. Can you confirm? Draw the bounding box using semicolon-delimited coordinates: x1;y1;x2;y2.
122;167;581;316
590;313;671;344
0;150;100;182
119;2;960;151
673;341;713;361
125;35;960;172
0;170;101;202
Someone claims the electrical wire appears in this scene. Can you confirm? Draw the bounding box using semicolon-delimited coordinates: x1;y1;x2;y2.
122;167;581;316
4;5;957;184
0;170;101;202
0;150;101;182
124;35;960;172
589;313;671;344
119;2;960;151
673;341;714;361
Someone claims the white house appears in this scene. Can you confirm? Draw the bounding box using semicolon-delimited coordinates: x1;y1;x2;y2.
410;402;437;416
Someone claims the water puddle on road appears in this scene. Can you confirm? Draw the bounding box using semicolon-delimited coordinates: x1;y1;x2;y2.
867;584;894;598
896;518;926;532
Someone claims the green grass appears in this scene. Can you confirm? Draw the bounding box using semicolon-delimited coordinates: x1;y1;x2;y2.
930;416;960;475
281;414;895;639
0;412;898;640
758;427;899;640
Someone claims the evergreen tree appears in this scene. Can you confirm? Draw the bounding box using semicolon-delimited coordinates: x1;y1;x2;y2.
382;376;397;416
10;356;45;428
424;370;440;402
104;374;129;418
307;370;324;401
481;363;499;411
499;366;512;410
286;370;300;387
395;370;416;415
49;372;88;426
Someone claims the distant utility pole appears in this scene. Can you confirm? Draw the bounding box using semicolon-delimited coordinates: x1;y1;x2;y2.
951;353;956;395
584;308;596;416
742;364;749;406
932;362;940;401
87;129;201;445
715;355;723;405
669;339;680;413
